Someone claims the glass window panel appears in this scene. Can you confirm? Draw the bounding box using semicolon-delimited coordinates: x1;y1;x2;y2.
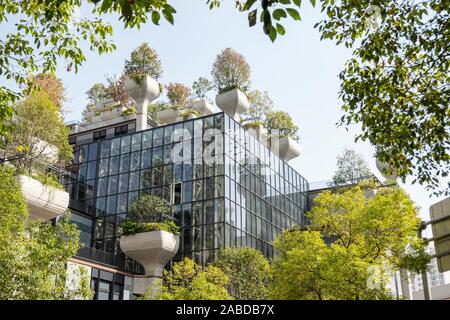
108;175;118;194
110;138;121;156
142;131;152;149
193;202;203;226
184;120;194;140
109;156;119;175
140;170;151;190
141;149;151;169
164;125;173;144
163;165;172;185
152;166;162;187
118;173;129;193
96;197;106;217
214;198;224;223
194;119;203;138
130;151;141;171
78;145;88;163
153;128;163;146
204;200;214;225
183;161;193;181
182;203;192;227
96;177;108;197
129;171;139;191
204;224;214;250
117;193;127;213
78;163;87;181
119;153;130;173
152;147;163;166
194;179;203;201
128;191;138;207
174;164;182;183
106;195;117;214
194;163;203;179
182;181;192;203
131;132;142;151
205;177;214;199
88;143;98;161
87;161;97;180
120;135;131;154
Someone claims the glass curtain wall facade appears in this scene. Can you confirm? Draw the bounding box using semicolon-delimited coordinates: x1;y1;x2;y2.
67;112;309;273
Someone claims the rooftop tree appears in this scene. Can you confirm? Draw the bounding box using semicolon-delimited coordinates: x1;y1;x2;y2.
124;43;163;82
332;148;372;186
166;83;191;109
266;110;299;141
240;89;274;126
211;48;251;94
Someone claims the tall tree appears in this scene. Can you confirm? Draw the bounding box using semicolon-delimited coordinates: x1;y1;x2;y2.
332;148;372;185
214;247;271;300
240;90;273;125
0;164;92;299
270;185;430;300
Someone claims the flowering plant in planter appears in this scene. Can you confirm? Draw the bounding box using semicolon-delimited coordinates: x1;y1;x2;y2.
120;194;180;236
266;111;299;141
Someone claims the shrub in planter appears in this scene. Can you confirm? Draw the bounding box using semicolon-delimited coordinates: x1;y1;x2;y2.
124;43;163;83
243;120;265;130
192;77;213;101
211;48;251;94
266;111;299;141
120;194;179;236
166;82;191;110
240;90;273;125
180;108;200;120
121;106;137;116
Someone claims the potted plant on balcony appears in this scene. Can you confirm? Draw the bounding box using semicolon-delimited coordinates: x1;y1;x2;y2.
122;43;163;130
2;91;71;220
212;48;251;120
266;111;301;162
158;82;191;124
119;194;180;295
191;77;215;116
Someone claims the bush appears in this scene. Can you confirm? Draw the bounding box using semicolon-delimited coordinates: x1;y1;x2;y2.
121;194;179;236
266;111;299;141
211;48;251;94
166;82;191;109
124;43;163;81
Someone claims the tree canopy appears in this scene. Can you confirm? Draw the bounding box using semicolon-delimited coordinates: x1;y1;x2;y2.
214;247;271;300
270;185;430;300
332;148;372;185
0;164;92;299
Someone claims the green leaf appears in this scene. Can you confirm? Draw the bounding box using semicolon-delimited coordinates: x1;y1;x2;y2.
248;9;257;27
152;11;160;25
100;0;112;12
286;8;301;21
276;23;286;35
293;0;302;6
279;0;291;4
162;9;174;25
309;0;316;7
243;0;258;11
273;8;287;21
269;26;277;42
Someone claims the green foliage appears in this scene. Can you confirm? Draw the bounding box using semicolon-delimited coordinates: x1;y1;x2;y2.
211;48;251;94
120;219;180;236
240;90;273;125
148;258;232;300
128;194;169;223
86;83;110;105
166;82;191;109
32;74;68;111
3;91;73;171
124;43;163;81
270;185;430;300
332;148;372;185
192;77;213;100
266;111;299;140
0;165;92;299
121;194;179;236
180;108;201;120
121;106;137;116
32;171;64;190
214;247;271;300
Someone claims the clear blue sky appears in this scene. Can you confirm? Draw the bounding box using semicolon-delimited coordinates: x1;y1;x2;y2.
17;2;450;224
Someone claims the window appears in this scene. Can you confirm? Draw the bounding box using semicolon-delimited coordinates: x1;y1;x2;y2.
114;125;128;136
94;130;106;141
68;135;76;145
172;183;182;205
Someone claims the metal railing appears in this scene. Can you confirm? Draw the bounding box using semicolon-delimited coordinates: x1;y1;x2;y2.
308;175;381;191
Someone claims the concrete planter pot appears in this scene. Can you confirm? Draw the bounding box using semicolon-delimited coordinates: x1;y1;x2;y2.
192;100;215;116
270;136;301;162
376;157;398;181
215;88;249;121
120;230;180;295
157;108;180;124
16;175;69;221
124;76;161;131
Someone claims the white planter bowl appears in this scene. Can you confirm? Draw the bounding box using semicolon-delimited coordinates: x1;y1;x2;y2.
192;100;215;116
16;175;69;221
120;230;179;278
215;88;249;121
124;76;161;131
270;136;302;162
376;157;398;181
157;109;180;124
